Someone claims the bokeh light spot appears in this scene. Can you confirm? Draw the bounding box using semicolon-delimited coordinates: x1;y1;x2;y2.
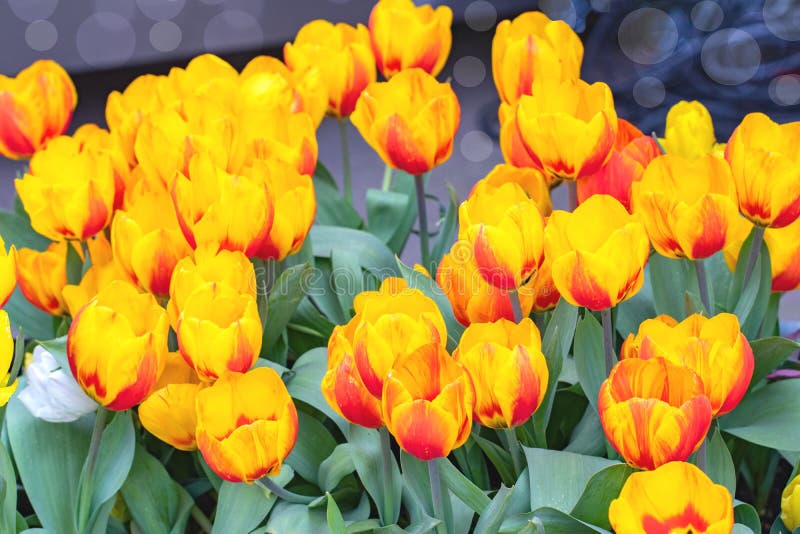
618;8;679;65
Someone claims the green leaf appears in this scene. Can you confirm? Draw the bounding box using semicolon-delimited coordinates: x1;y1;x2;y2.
0;208;50;251
726;227;758;311
648;254;692;320
318;444;356;492
570;464;634;530
564;408;606;457
0;442;17;533
471;434;516;488
331;249;364;317
120;446;193;534
313;177;363;229
6;393;92;534
529;508;608;534
704;425;736;495
524;447;618;513
265;501;329;533
614;277;655;339
311;225;399;277
5;289;55;341
734;501;761;533
430;183;459;264
286;411;337;486
740;242;772;339
327;493;348;534
573;313;605;413
213;468;294;534
366;183;417;254
439;458;491;514
262;263;313;356
348;425;402;525
314;161;338;188
286;348;348;433
474;485;514;534
749;337;800;389
66;242;83;286
720;379;800;451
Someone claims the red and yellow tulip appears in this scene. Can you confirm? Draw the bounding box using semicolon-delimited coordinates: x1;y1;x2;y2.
139;382;202;451
15;242;75;316
0;311;18;405
724;217;800;293
63;233;131;317
470;163;552;217
0;237;15;308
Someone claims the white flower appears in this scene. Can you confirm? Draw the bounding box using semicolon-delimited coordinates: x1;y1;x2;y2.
18;346;98;423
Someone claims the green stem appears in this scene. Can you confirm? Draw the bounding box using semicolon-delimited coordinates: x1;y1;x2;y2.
694;259;713;315
743;226;765;287
600;308;616;376
381;165;394;192
567;181;578;212
77;407;108;530
255;477;315;504
504;428;524;477
190;505;212;534
339;119;352;204
414;174;431;271
379;426;396;525
428;459;448;534
509;290;524;323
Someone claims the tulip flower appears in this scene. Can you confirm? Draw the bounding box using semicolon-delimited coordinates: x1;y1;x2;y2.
351;68;460;175
18;345;98;423
577;119;660;211
545;195;649;310
132;110;193;191
0;236;15;308
62;234;131;317
724;217;800;292
322;278;447;428
382;343;474;460
139;383;202;451
15;136;116;241
661;100;725;159
599;358;712;470
0;60;77;159
196;367;298;483
172;153;275;257
369;0;453;79
0;311;18;405
621;313;753;417
783;474;800;532
522;251;561;313
167;247;257;329
73;124;132;210
15;242;75;316
284;20;376;118
631;154;740;260
492;11;583;106
460;182;545;290
453;318;548;428
470;163;552;217
725;112;800;228
500;78;617;182
67;280;169;410
153;350;202;391
176;282;262;382
609;461;734;534
112;181;192;296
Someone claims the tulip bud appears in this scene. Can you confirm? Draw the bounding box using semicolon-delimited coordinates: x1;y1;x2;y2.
454;318;548;428
0;236;15;308
610;461;734;533
15;242;75;316
382;343;474;460
599;358;712;470
0;311;18;406
351;68;460;175
284;20;376;118
662;100;724;159
0;60;77;159
196;367;298;483
67;280;169;410
369;0;452;79
783;474;800;532
545;195;649;310
139;383;202;451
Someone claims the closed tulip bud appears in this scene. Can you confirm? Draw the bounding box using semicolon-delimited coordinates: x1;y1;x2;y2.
460;182;545;290
632;154;740;260
15;136;116;241
67;280;169;410
0;236;15;308
662;100;725;159
599;358;712;470
382;344;474;460
725;217;800;292
454;318;548;428
139;383;202;451
492;11;583;106
284;20;376;118
500;78;617;181
577;119;660;211
369;0;452;79
783;474;800;532
610;461;734;534
0;60;77;159
322;278;447;428
63;234;131;317
351;68;460;175
16;242;76;316
196;367;298;483
621;313;753;417
545;195;649;310
112;182;192;296
726;113;800;228
176;282;262;382
167;248;256;329
0;311;18;406
172;153;275;257
470;164;552;217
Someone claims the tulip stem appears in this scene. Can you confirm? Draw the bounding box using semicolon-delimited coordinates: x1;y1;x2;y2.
600;309;616;375
694;259;713;315
190;505;212;533
255;476;315;504
339;118;353;204
567;181;578;212
382;165;394;192
504;427;524;477
379;426;396;525
77;407;108;530
415;174;431;271
428;459;449;534
510;290;524;323
743;226;765;287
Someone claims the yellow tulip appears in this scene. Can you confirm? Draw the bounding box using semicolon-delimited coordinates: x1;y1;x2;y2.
782;474;800;532
0;311;18;406
471;164;552;217
724;216;800;292
0;236;15;308
139;383;202;451
63;233;131;317
661;100;725;159
15;242;75;316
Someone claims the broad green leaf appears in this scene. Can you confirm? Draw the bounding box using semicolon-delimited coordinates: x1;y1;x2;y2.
648;254;691;320
318;443;356;492
734;501;761;533
213;467;294;533
740;243;772;339
570;464;634;530
286;411;337;486
471;434;516;488
311;226;399;278
614;275;655;339
5;289;55;341
314;161;337;188
531;508;609;534
704;425;736;495
565;408;606;456
474;485;514;534
573;313;605;413
430;184;459;266
348;425;402;525
720;379;800;451
262;263;312;356
264;500;330;533
0;208;50;251
313;177;363;229
366;184;417;254
286;348;348;433
288;297;336;355
0;442;16;533
439;458;491;514
749;337;800;389
331;249;364;318
327;493;348;534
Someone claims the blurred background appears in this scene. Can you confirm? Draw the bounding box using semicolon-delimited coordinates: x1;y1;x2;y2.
0;0;798;308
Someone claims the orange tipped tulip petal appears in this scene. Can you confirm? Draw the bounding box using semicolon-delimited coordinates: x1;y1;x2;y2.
67;280;169;410
0;237;15;308
15;242;74;316
196;367;298;483
545;195;649;310
139;383;202;451
599;358;712;470
382;344;474;460
369;0;452;78
725;113;800;228
621;313;753;417
351;68;460;175
454;318;548;428
471;164;552;217
609;461;734;534
0;60;77;159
